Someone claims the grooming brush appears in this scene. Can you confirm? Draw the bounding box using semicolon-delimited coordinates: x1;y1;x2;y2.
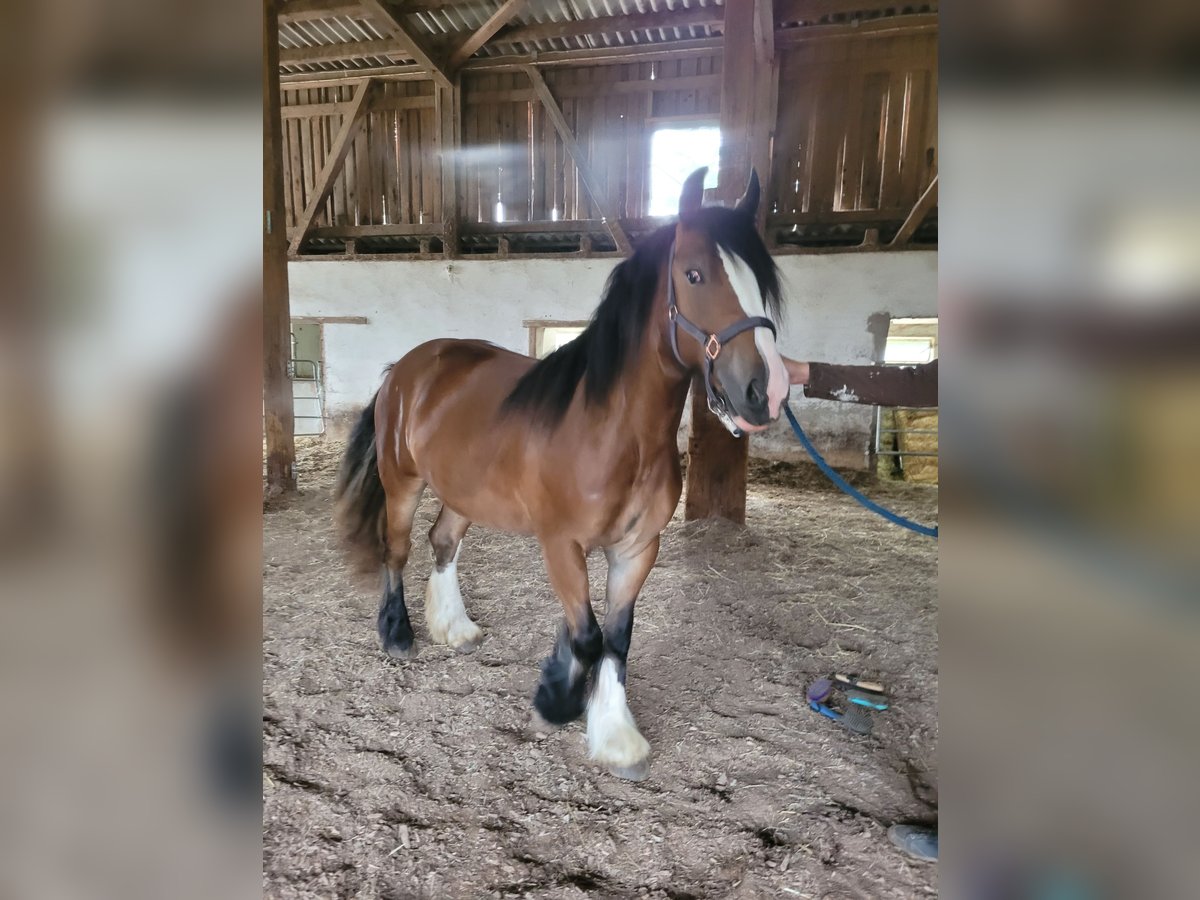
839;704;874;735
834;673;886;695
807;678;874;735
847;690;889;711
807;678;834;705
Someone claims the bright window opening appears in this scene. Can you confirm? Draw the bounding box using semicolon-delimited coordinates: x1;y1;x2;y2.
647;126;721;216
527;322;586;358
883;317;938;365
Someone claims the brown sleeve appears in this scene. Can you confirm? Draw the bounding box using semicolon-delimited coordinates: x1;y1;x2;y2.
803;359;938;408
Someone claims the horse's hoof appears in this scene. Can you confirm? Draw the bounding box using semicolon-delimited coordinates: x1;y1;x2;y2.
608;759;650;782
385;642;418;660
451;629;484;654
529;711;563;733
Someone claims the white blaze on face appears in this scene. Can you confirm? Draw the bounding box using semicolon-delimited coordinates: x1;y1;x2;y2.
716;247;789;419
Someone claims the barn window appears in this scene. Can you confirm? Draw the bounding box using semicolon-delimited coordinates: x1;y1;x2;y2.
647;125;721;216
883;317;938;365
525;321;587;358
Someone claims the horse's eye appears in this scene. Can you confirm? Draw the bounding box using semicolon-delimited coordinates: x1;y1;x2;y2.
686;269;703;285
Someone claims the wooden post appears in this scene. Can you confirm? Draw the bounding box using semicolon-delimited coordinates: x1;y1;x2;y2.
264;0;296;496
436;78;461;258
684;0;777;523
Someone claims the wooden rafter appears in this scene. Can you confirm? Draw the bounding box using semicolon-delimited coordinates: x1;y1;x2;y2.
280;37;403;66
754;0;775;64
281;94;433;118
279;0;361;23
774;13;937;45
279;0;935;25
448;0;527;71
281;38;726;82
524;65;632;256
279;12;933;71
282;7;723;68
774;0;936;20
280;0;476;22
288;79;375;255
890;174;938;247
279;0;355;23
358;0;453;89
496;6;721;45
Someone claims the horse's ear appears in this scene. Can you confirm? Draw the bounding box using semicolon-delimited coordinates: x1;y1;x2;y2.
679;167;707;218
735;169;760;217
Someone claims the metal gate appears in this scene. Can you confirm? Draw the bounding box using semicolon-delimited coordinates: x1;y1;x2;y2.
873;406;939;477
290;357;325;435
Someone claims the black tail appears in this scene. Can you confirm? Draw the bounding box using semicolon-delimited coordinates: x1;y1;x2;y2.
334;393;387;577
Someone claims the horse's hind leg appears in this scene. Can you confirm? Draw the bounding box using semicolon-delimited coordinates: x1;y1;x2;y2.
378;478;425;660
425;504;483;653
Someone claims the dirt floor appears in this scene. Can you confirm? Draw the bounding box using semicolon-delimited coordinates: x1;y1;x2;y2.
264;440;939;899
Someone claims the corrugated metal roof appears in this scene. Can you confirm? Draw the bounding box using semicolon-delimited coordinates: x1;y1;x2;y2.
278;0;728;74
277;1;936;75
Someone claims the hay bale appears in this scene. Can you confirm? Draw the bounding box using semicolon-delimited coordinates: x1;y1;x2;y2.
895;409;939;484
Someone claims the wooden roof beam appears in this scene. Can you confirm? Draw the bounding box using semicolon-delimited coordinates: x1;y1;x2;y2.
775;13;938;44
280;0;479;23
495;6;722;45
280;0;362;23
280;12;934;70
524;65;631;256
754;0;775;64
358;0;453;90
448;0;527;71
890;174;938;247
280;37;407;66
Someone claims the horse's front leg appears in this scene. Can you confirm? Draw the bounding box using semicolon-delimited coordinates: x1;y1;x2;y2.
589;536;659;781
533;539;602;726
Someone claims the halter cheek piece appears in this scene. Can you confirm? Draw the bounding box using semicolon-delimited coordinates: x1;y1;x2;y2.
665;242;777;438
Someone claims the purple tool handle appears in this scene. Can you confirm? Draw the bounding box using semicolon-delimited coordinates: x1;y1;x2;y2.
807;678;833;704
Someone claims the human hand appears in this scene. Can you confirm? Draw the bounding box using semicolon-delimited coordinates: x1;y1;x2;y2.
781;357;810;385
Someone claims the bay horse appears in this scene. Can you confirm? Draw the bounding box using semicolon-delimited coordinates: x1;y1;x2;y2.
335;167;788;780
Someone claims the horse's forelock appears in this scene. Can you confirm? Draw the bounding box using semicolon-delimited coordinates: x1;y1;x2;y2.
691;207;783;322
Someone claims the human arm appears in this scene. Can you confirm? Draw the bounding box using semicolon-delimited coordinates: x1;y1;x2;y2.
784;357;938;408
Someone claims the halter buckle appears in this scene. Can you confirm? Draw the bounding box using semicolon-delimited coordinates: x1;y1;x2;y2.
668;304;678;322
704;334;721;360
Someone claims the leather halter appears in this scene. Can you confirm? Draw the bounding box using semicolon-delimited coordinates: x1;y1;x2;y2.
665;241;777;438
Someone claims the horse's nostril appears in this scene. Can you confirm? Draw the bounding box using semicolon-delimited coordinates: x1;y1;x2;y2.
747;378;766;408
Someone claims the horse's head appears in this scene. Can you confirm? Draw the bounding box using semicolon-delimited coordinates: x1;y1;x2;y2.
670;167;788;434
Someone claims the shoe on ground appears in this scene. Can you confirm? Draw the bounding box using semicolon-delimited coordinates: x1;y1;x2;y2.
888;824;938;862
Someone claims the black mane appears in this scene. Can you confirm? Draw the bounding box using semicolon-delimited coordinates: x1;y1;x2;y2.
502;207;782;428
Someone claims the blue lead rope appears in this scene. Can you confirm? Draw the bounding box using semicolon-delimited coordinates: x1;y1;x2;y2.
783;403;939;539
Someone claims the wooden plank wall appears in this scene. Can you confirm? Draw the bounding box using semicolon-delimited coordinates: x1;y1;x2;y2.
770;32;937;224
281;80;439;229
278;35;936;243
459;58;723;224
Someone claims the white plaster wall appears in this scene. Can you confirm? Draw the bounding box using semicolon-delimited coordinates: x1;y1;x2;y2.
288;251;936;465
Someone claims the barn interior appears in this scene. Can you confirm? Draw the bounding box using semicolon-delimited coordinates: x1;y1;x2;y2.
263;1;939;896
